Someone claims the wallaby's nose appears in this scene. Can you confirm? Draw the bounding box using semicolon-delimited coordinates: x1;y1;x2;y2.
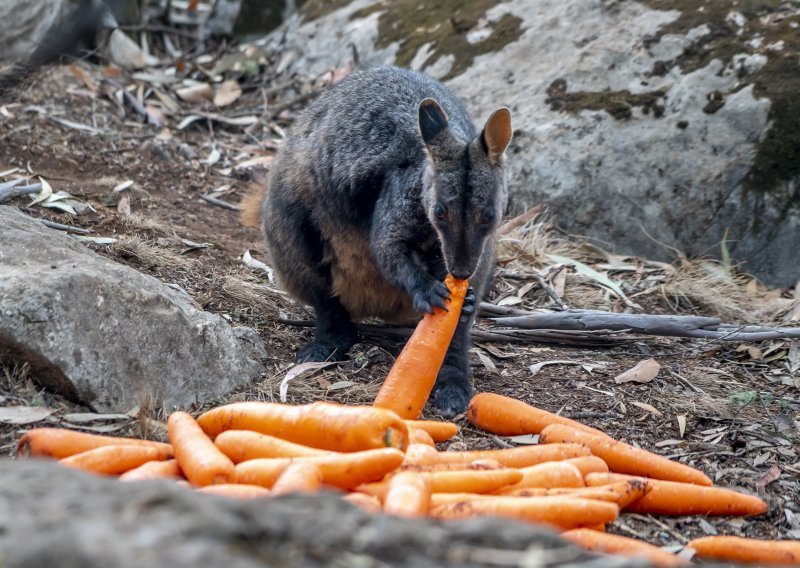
451;269;472;280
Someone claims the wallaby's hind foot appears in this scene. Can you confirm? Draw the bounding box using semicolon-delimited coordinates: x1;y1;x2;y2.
431;365;473;418
297;337;354;363
297;299;358;363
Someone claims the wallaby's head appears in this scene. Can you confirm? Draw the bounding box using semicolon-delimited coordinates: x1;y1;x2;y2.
418;98;512;280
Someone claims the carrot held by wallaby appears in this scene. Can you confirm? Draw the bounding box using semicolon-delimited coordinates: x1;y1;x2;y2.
540;424;712;486
585;473;767;516
687;536;800;564
17;427;173;459
467;393;608;437
373;275;469;419
60;445;171;475
168;411;235;486
198;401;408;452
563;529;687;567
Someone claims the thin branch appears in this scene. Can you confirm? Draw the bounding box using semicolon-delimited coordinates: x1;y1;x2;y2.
200;194;241;211
39;219;91;234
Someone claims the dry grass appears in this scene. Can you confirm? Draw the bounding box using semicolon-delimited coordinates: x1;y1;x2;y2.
111;235;195;272
122;212;170;235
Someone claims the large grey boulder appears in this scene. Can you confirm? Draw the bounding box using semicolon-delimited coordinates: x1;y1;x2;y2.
0;460;644;568
263;0;800;287
0;206;266;412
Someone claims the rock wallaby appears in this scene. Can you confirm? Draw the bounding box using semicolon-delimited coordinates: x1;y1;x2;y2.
257;66;512;416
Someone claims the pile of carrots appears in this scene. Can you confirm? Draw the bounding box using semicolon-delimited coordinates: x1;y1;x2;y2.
14;276;799;566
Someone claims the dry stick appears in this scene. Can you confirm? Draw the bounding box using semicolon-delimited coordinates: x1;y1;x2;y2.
39;219;91;234
0;182;42;203
531;272;569;310
200;194;242;211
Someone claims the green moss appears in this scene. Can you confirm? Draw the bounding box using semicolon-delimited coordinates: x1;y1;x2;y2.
297;0;354;22
636;0;800;207
545;78;667;120
351;1;523;81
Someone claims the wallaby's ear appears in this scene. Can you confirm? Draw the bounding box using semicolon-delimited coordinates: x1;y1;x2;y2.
418;98;449;145
481;107;512;164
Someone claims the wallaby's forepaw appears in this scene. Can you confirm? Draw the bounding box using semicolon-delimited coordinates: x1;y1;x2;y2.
431;366;473;418
296;340;350;363
410;278;450;314
460;285;476;323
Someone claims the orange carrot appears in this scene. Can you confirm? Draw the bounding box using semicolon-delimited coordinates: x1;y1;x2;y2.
400;458;503;472
271;462;323;494
495;461;585;492
540;424;712;486
17;427;172;459
408;428;436;447
235;448;404;490
198;401;408;452
431;496;619;530
168;411;235;486
197;484;271;499
214;430;333;462
60;444;171;475
373;275;468;419
119;459;182;481
383;471;431;518
358;468;523;501
403;442;591;468
585;473;767;516
343;492;383;514
468;393;608;437
564;456;609;477
688;536;800;565
563;529;686;567
404;420;458;442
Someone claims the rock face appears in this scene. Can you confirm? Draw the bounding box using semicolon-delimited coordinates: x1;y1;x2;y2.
0;460;646;568
0;206;265;412
264;0;800;287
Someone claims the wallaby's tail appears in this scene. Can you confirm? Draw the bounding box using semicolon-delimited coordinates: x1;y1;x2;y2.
239;183;267;228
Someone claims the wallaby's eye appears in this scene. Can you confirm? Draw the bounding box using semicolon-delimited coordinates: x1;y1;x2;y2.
482;207;496;226
434;203;448;223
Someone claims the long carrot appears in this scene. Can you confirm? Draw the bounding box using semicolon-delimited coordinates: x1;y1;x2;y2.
403;442;591;468
400;458;503;472
564;456;609;477
585;473;767;516
271;462;323;494
408;428;436;447
343;492;383;514
563;529;686;567
687;536;800;564
60;444;171;475
17;428;172;459
373;275;468;419
214;430;333;462
467;393;608;437
540;424;712;486
383;471;431;518
495;461;584;492
198;401;408;452
358;468;523;501
431;496;619;530
235;448;404;490
404;420;458;442
168;411;235;486
119;459;183;481
197;484;271;499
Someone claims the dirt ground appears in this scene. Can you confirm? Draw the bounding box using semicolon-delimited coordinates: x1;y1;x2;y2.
1;60;798;554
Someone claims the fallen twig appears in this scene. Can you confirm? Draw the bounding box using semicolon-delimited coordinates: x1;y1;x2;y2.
39;219;91;234
0;182;42;203
200;194;241;211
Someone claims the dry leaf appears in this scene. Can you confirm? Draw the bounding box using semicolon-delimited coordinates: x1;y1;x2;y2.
529;360;584;376
0;406;55;424
614;358;661;384
756;465;781;489
630;401;662;416
113;180;134;192
108;29;152;69
279;362;338;402
117;194;131;216
476;351;499;375
62;413;130;423
677;414;687;438
736;343;764;359
506;434;539;445
214;80;242;107
176;83;214;104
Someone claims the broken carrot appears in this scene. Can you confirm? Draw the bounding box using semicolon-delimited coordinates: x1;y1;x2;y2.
168;411;235;486
197;484;271;499
343;492;383;514
687;536;800;564
214;430;333;462
467;392;608;437
540;424;712;486
373;275;469;419
17;427;172;459
60;444;171;475
198;401;408;452
431;496;619;530
383;471;431;518
585;473;767;516
235;448;404;490
358;468;523;501
408;428;436;447
271;462;323;494
563;529;686;567
119;459;182;481
404;420;458;442
403;442;590;468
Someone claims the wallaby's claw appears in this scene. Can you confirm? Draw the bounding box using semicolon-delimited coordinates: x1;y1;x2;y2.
411;279;451;314
432;366;473;417
459;286;476;322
